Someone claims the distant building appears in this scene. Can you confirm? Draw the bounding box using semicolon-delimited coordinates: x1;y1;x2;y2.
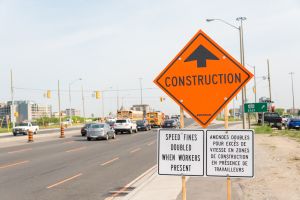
65;108;81;117
0;101;52;124
286;108;300;115
131;104;150;117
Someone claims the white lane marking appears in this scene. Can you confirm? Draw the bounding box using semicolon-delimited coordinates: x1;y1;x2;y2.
47;173;82;189
0;160;29;169
101;157;119;166
8;148;32;154
130;148;141;154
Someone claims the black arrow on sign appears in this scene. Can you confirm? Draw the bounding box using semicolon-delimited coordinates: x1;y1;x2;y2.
184;45;219;68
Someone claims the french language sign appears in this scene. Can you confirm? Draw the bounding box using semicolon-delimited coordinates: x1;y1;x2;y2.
158;129;204;176
206;130;254;177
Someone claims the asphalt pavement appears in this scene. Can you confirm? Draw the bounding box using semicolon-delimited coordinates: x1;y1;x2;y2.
0;118;194;200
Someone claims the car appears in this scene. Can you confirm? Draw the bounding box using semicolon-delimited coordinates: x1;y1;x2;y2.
86;123;116;141
281;114;293;127
136;120;151;131
162;119;178;128
258;112;283;130
12;122;39;136
81;123;94;136
287;118;300;130
114;119;138;134
106;121;115;129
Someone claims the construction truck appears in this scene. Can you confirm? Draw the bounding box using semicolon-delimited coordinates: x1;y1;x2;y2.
146;111;165;127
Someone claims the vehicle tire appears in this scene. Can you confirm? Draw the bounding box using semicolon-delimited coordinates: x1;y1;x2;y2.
34;129;37;134
13;132;17;136
112;132;116;139
87;137;91;141
135;128;138;133
129;128;133;134
105;134;109;140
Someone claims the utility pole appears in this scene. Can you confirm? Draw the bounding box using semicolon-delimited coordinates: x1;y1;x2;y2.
81;85;86;123
139;78;143;105
237;17;248;129
58;80;62;126
289;72;295;115
102;91;105;119
117;86;119;111
267;59;272;104
10;69;15;128
253;66;257;103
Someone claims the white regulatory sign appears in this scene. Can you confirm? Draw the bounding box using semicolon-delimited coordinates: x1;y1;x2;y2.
206;130;254;177
158;129;204;176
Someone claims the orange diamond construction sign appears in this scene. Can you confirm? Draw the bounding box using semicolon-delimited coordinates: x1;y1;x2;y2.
154;30;253;128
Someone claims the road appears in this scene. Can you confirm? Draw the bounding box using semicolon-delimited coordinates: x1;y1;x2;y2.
0;119;234;200
0;126;81;139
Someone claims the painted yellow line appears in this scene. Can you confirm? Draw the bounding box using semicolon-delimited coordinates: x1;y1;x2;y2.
104;165;157;200
47;173;82;189
63;141;75;144
130;148;141;154
0;160;29;169
101;157;119;166
147;141;155;146
65;146;86;153
8;148;32;154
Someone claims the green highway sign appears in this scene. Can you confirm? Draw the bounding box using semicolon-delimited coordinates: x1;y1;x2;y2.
244;102;268;113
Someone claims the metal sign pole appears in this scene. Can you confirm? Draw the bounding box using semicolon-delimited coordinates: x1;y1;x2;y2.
180;107;186;200
224;106;231;200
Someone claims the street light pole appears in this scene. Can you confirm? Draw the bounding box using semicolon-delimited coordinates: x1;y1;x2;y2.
81;85;86;123
139;78;143;105
68;78;82;124
267;59;272;104
206;17;248;129
289;72;295;115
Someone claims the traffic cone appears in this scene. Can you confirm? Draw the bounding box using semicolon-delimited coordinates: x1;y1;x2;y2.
28;130;34;142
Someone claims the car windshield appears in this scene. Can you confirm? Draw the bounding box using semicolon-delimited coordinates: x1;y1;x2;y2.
290;119;300;122
136;120;144;125
18;123;28;126
84;123;93;128
90;124;104;128
165;120;175;123
116;120;126;123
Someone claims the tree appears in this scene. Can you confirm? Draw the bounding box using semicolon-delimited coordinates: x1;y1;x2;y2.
275;108;285;116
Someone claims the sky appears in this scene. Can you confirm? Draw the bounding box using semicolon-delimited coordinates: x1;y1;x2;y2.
0;0;299;117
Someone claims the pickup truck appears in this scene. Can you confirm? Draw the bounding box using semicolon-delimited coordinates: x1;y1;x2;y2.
114;119;138;134
12;122;39;136
258;112;283;130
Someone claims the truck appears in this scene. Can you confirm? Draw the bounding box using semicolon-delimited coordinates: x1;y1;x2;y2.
117;110;143;121
12;122;39;136
258;112;283;130
146;111;165;127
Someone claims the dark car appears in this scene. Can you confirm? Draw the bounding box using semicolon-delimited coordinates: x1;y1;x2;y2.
258;112;283;130
81;123;94;136
287;118;300;130
162;119;178;128
106;121;115;128
136;120;151;131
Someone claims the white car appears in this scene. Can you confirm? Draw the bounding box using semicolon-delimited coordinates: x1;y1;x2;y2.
13;122;39;136
114;119;138;134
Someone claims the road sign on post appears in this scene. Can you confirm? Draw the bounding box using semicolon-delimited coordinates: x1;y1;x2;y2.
154;30;253;128
244;102;267;113
158;129;204;176
206;130;254;177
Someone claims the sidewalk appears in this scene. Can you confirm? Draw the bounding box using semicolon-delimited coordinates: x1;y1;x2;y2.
122;122;245;200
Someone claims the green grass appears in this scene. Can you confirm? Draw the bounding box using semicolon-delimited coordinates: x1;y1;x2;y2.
0;128;10;133
254;125;273;134
253;125;300;141
216;117;242;121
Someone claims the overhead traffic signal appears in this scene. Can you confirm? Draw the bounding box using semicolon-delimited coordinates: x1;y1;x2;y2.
47;90;51;99
95;91;101;99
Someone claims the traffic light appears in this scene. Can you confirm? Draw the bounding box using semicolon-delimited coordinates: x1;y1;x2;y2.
95;91;101;99
47;90;51;99
160;97;165;102
14;112;19;118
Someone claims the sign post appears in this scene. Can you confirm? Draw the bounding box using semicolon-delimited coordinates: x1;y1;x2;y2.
180;107;186;200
